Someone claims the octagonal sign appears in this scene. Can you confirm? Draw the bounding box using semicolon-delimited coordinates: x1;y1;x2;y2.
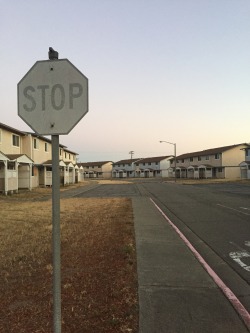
18;59;88;135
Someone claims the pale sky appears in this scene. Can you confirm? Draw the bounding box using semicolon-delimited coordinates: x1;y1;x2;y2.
1;0;250;162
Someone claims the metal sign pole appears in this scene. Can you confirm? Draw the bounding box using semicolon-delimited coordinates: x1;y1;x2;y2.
52;134;61;333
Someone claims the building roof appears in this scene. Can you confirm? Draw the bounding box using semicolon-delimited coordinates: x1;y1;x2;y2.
0;122;26;136
239;161;250;166
0;151;9;160
177;144;249;160
5;154;24;160
63;147;78;155
24;132;61;145
39;160;67;166
113;158;142;165
136;156;173;163
79;161;112;167
6;154;33;163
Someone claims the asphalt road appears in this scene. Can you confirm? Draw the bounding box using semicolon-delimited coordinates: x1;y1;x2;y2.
75;180;250;313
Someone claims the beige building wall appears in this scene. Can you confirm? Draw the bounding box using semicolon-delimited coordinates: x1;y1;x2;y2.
62;149;77;164
32;138;51;164
225;166;241;179
102;162;112;178
21;134;32;157
222;145;246;166
205;155;222;167
0;128;22;154
177;154;222;168
22;134;51;164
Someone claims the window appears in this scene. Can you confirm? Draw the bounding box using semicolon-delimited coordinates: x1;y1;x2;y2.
8;162;15;170
215;153;220;160
190;157;193;162
205;156;209;161
45;142;48;152
198;156;201;161
65;152;67;158
246;149;250;157
181;159;184;163
60;149;62;156
12;134;20;147
218;167;223;173
0;129;2;143
34;138;39;149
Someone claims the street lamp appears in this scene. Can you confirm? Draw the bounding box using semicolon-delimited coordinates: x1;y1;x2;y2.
159;140;177;182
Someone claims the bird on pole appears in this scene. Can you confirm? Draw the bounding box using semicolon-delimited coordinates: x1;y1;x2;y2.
48;47;59;60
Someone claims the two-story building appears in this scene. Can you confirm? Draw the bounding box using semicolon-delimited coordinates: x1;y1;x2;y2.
0;122;81;194
134;156;173;178
0;124;33;194
79;161;113;179
112;159;141;178
172;144;250;179
112;156;173;178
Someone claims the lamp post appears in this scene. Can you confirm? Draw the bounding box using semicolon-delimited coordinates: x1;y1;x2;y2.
159;140;177;182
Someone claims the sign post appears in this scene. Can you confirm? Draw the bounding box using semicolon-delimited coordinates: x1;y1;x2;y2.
52;134;61;332
18;50;88;332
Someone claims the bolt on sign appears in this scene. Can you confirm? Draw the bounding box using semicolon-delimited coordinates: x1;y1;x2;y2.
18;59;88;135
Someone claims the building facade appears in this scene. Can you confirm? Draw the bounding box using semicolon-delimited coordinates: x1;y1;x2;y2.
172;144;250;179
0;122;82;194
112;156;173;178
112;159;141;178
134;156;173;178
79;161;113;179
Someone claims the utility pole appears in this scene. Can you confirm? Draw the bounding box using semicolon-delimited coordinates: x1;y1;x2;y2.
129;151;134;160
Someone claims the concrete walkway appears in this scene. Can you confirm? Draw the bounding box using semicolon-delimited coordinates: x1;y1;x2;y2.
132;196;249;333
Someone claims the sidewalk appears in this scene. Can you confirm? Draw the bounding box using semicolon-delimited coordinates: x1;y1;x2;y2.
132;197;249;333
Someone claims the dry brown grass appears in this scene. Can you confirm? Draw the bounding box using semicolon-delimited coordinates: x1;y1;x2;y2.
0;192;138;332
163;178;250;185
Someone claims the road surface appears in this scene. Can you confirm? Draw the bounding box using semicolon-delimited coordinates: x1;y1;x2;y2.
74;180;250;313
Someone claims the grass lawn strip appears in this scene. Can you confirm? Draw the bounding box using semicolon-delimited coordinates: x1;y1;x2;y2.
0;196;138;333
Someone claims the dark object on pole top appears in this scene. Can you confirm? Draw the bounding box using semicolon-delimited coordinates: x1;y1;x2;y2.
48;47;59;60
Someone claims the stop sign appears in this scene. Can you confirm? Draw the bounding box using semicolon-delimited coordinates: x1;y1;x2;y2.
18;59;88;135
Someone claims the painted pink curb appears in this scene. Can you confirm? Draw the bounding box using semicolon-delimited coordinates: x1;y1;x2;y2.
150;197;250;331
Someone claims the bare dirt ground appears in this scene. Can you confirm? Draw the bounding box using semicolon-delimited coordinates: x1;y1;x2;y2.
0;183;138;333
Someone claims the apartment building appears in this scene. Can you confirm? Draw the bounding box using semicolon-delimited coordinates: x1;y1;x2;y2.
0;124;33;194
79;161;113;179
134;156;173;178
112;156;173;178
0;122;81;194
112;158;141;178
172;144;250;179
